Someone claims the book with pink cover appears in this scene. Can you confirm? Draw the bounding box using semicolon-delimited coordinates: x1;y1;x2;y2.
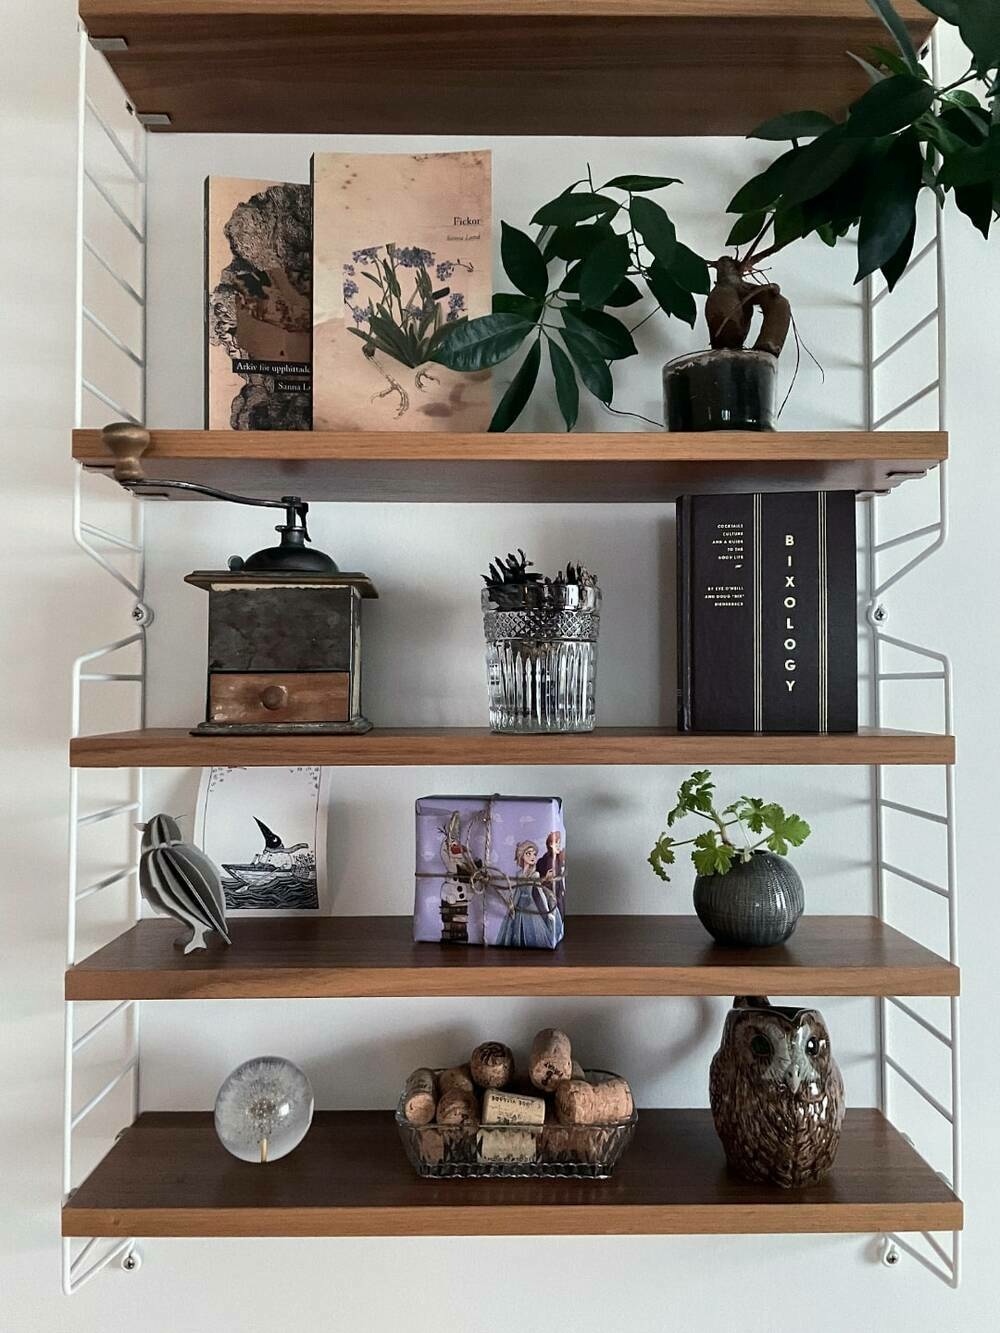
204;177;312;430
312;151;492;431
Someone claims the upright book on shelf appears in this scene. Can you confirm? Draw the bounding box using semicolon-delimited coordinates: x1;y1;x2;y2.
677;491;858;733
205;177;312;430
311;150;492;431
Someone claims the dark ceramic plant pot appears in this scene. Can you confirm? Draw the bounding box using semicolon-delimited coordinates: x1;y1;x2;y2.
693;851;804;947
662;348;777;431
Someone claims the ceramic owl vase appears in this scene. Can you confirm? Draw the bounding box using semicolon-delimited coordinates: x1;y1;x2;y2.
709;996;845;1189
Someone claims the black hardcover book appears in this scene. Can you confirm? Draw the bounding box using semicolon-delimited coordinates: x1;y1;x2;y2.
677;491;858;733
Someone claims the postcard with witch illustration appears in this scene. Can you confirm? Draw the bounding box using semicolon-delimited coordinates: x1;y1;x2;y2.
194;766;330;914
414;795;566;949
312;151;492;431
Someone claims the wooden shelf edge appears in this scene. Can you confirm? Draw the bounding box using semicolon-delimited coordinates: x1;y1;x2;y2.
68;727;957;768
61;1108;962;1239
65;916;960;1001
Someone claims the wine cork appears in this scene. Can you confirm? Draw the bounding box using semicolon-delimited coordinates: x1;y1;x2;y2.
402;1067;438;1125
555;1074;633;1125
470;1041;515;1089
482;1088;546;1126
436;1087;479;1126
438;1064;474;1096
477;1126;538;1164
529;1028;573;1092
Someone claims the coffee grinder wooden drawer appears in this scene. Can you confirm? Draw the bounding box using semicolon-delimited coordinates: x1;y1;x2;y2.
207;672;351;727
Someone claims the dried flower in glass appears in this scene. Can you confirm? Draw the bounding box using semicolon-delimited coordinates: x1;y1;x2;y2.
214;1056;314;1164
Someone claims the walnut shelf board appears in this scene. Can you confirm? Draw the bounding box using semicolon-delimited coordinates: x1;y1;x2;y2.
62;1108;961;1238
79;2;933;136
73;430;947;504
66;916;959;1001
70;727;955;768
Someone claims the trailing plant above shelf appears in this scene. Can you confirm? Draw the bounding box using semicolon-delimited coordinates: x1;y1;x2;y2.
431;173;710;431
725;0;1000;292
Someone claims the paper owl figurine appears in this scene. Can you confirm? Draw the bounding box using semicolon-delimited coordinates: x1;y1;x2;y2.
138;814;231;953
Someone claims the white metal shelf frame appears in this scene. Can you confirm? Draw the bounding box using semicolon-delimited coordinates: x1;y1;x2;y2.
63;25;961;1294
863;31;960;1286
64;26;148;1295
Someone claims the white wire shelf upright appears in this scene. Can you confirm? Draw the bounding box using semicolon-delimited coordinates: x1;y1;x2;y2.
863;32;960;1287
64;25;148;1294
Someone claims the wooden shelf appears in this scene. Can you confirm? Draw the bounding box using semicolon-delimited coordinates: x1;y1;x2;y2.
73;430;946;504
62;1107;961;1238
66;915;959;1001
79;2;934;137
70;726;955;768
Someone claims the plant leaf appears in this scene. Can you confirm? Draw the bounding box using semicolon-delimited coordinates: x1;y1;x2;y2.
667;770;715;825
773;204;808;247
915;0;957;21
857;130;923;281
500;220;550;300
578;231;631;310
548;222;614;262
959;0;1000;76
647;834;677;882
604;276;643;307
727;210;768;246
692;833;736;877
848;49;890;85
864;0;921;73
548;337;579;431
646;262;697;326
562;306;637;360
750;110;837;141
668;243;712;295
602;174;682;191
954;181;995;238
558;262;583;294
629;195;677;265
561;329;614;403
489;337;541;432
492;293;544;320
757;804;811;856
531;192;619;226
939;124;1000;186
880;215;917;290
430;313;536;371
780;130;868;207
727;147;800;213
844;73;935;137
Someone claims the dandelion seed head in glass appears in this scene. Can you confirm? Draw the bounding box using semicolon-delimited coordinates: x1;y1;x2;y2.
214;1056;314;1164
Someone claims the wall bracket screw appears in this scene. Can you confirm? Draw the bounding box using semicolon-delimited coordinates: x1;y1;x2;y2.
132;601;154;627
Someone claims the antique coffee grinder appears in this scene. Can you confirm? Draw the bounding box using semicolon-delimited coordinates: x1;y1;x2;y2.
102;424;377;735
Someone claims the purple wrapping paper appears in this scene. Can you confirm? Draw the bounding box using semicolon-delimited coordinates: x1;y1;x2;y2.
414;795;566;948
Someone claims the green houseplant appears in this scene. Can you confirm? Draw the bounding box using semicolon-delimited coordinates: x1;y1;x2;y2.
430;172;710;431
649;770;812;947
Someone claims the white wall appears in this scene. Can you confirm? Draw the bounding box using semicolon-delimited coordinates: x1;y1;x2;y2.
3;4;999;1329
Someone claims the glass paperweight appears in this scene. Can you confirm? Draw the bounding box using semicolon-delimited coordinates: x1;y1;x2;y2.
214;1056;314;1164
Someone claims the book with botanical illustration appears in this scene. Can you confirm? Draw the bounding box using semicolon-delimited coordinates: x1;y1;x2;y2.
205;177;311;430
312;151;492;430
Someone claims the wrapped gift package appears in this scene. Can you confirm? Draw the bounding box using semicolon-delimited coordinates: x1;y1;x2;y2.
414;795;565;948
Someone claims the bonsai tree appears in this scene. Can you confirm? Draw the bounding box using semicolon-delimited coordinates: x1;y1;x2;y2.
430;172;710;431
648;770;811;881
724;0;1000;298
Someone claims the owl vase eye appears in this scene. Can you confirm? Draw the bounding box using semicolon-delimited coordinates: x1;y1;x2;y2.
806;1036;820;1056
750;1032;772;1058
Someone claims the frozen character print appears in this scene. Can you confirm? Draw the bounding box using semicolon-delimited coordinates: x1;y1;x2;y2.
437;811;480;943
496;840;562;949
535;829;566;918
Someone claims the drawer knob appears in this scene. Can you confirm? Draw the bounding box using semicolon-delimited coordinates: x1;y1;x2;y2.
260;685;288;711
